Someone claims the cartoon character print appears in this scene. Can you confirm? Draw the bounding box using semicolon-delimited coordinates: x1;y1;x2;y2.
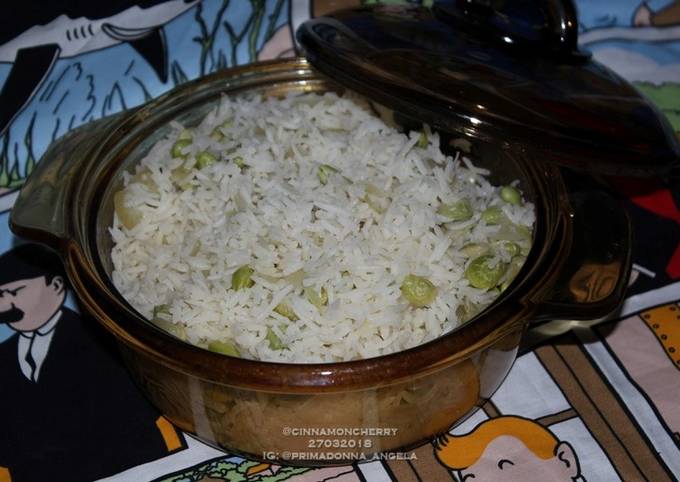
596;303;680;439
0;244;185;481
0;1;290;204
0;0;196;209
0;245;66;382
435;416;582;482
575;0;680;134
0;0;198;137
634;0;680;27
154;456;361;482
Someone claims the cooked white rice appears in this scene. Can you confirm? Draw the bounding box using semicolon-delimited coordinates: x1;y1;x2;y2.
110;92;535;363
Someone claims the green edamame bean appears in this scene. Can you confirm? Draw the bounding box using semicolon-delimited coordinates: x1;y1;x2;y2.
438;200;473;222
400;274;438;307
500;185;522;206
481;206;503;225
465;255;507;290
460;243;489;258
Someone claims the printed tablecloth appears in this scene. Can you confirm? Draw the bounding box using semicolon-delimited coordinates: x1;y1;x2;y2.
1;1;679;481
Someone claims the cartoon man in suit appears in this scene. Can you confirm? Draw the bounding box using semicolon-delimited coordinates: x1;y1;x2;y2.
0;244;183;482
0;243;67;382
435;416;583;481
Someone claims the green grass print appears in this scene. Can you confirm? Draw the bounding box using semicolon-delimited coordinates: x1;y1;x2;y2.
635;82;680;132
1;1;288;189
0;113;36;190
193;0;231;77
159;457;310;482
193;0;286;79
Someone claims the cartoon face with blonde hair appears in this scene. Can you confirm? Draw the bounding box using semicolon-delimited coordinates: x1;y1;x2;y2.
435;416;582;481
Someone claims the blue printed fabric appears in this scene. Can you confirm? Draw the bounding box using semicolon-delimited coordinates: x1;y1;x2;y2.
1;1;679;481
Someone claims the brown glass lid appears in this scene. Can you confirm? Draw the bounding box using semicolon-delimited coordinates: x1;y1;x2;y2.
297;1;680;176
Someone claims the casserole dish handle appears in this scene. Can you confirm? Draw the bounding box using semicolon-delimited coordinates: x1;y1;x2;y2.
10;114;123;250
531;189;632;323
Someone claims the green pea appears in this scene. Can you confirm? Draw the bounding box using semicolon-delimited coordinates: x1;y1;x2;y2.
232;265;254;291
400;274;438;307
481;206;504;225
460;243;489;258
465;255;507;290
318;164;338;185
274;301;298;321
500;185;522;206
171;139;192;159
208;340;240;357
196;151;217;169
266;327;285;350
171;130;193;159
417;131;428;148
438;199;473;222
305;287;328;311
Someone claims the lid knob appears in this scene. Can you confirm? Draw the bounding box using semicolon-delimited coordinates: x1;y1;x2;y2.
433;0;585;59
